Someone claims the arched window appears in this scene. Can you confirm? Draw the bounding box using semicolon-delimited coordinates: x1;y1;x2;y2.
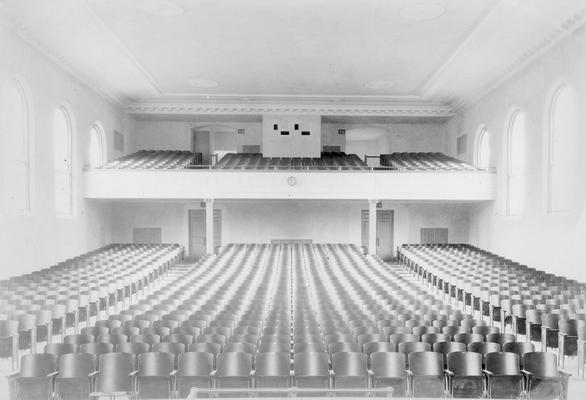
547;86;577;212
476;127;491;170
54;106;73;216
0;78;31;211
88;122;106;168
506;110;525;216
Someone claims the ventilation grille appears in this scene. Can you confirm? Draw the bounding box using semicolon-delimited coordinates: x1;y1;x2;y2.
420;228;448;244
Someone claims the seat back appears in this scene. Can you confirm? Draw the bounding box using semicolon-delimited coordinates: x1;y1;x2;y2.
447;351;482;375
433;341;466;357
177;352;214;376
363;341;396;356
522;352;559;377
97;334;128;346
408;351;443;375
398;341;431;355
255;352;291;376
503;342;535;361
486;333;516;346
189;342;221;356
44;343;76;360
153;342;185;356
95;353;135;393
224;342;256;355
19;353;57;377
80;342;113;358
64;334;94;345
484;352;522;376
332;352;367;376
388;333;418;345
58;353;97;378
328;342;360;355
370;352;406;378
116;342;150;355
138;352;174;376
294;342;325;353
216;352;253;377
467;341;500;355
421;333;449;345
293;352;330;376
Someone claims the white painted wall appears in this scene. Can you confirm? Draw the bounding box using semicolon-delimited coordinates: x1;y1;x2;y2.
130;119;263;154
444;26;586;281
262;115;321;157
322;122;446;160
0;25;125;279
109;200;470;254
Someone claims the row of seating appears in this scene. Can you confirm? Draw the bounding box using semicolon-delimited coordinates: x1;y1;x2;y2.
9;349;567;399
100;150;202;169
214;152;369;170
398;243;586;377
380;152;480;171
0;244;183;368
5;243;574;398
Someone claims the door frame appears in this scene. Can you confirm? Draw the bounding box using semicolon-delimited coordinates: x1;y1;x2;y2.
187;208;222;258
361;209;395;259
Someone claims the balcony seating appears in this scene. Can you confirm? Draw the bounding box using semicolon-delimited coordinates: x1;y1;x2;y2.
6;243;576;399
380;152;480;171
100;150;202;169
215;151;369;170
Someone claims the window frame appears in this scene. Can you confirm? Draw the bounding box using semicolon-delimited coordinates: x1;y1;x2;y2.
53;104;75;217
88;121;107;169
546;84;575;214
1;77;33;214
475;125;491;170
504;108;525;217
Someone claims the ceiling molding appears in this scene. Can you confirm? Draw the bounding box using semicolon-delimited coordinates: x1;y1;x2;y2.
452;10;586;110
126;100;455;117
81;0;163;97
0;6;127;106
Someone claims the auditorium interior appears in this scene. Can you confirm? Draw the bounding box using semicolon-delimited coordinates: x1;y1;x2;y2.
1;0;586;399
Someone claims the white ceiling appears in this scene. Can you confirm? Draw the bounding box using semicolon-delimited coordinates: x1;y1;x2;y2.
1;0;585;115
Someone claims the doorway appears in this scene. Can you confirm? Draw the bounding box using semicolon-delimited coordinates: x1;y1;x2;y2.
192;130;212;164
361;210;394;260
188;209;222;258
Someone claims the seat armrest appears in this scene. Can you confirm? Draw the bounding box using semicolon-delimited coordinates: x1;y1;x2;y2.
483;370;494;377
47;371;59;378
521;369;533;378
405;370;413;376
128;371;138;377
169;370;177;376
559;371;572;378
559;333;578;340
6;372;19;380
444;369;454;377
88;371;100;377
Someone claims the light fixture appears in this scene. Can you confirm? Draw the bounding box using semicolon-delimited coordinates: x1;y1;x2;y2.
188;78;219;88
363;81;395;90
400;3;445;21
137;0;184;17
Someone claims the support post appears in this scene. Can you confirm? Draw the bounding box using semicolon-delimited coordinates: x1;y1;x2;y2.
205;198;214;255
368;199;378;256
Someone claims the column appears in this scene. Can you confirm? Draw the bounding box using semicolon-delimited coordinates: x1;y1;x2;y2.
205;198;214;255
368;199;378;256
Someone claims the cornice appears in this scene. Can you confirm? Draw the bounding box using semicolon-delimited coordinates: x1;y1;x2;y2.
125;101;455;117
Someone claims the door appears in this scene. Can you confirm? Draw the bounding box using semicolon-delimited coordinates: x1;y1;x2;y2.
192;130;211;164
361;210;394;260
188;209;222;258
